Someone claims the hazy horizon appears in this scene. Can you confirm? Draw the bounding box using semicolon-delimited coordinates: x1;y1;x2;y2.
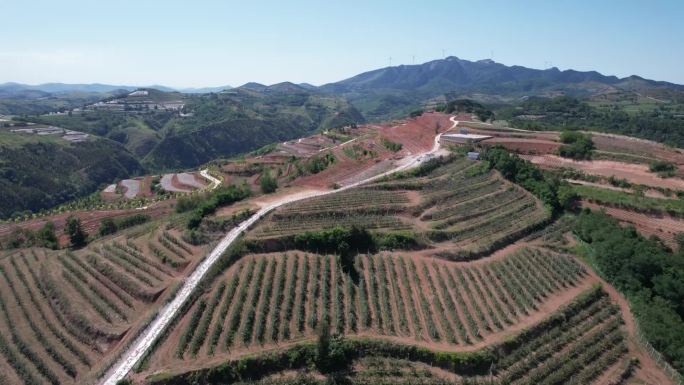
2;0;683;88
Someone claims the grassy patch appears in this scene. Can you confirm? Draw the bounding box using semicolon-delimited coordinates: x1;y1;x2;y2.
574;184;684;216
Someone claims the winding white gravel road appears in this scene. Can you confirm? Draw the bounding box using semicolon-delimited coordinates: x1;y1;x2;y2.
200;169;221;190
100;129;447;385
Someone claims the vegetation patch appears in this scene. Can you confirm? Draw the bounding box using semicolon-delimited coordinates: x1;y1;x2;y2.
558;130;594;160
574;184;684;217
649;159;677;178
573;209;684;374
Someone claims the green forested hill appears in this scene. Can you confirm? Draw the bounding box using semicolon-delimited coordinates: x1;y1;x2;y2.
0;132;143;218
142;88;363;170
29;87;364;171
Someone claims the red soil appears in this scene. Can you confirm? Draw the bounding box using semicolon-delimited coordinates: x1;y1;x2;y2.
590;132;684;165
381;112;451;154
0;202;174;247
524;154;684;190
295;113;451;188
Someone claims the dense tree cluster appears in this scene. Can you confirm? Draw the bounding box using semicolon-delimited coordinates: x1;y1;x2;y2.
184;185;251;230
0;136;143;219
574;210;684;373
98;214;151;236
437;99;494;121
483;146;576;213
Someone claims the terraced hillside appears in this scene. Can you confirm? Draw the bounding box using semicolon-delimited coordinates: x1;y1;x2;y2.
133;155;676;385
145;285;641;385
250;155;550;259
2;146;678;385
0;226;206;384
150;247;589;365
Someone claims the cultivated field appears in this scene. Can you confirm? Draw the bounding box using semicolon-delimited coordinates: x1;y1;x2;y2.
251;155;550;258
146;246;590;370
144;283;646;385
0;225;206;384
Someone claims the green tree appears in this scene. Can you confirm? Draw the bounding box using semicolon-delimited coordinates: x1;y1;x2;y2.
315;320;348;373
98;217;117;236
556;183;578;210
558;131;594;160
316;319;331;371
65;216;88;248
37;221;58;249
260;168;278;194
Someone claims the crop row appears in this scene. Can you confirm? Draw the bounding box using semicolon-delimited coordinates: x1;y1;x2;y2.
431;192;533;230
457;287;627;385
422;186;525;221
169;248;586;361
0;252;123;385
254;214;409;238
278;189;410;214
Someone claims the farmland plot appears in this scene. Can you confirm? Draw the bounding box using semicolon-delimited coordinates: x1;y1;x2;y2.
250;154;549;258
181;287;631;385
149;247;590;370
0;229;203;384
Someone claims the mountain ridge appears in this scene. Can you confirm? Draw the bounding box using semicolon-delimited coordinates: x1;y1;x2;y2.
0;82;233;96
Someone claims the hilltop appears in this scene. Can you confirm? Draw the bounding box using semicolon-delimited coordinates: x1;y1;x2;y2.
319;56;684;120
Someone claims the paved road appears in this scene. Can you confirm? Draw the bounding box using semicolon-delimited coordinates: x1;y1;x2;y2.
100;131;446;385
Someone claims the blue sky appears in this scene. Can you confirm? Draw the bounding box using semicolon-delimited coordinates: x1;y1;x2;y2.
1;0;682;88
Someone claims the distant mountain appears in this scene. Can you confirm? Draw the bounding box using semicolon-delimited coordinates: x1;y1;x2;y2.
0;82;233;97
237;82;316;94
178;85;233;93
0;82;138;95
320;56;684;120
238;82;269;92
297;83;318;90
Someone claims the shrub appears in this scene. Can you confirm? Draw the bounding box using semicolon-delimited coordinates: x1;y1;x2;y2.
558;131;594;160
649;160;676;177
260;168;278;194
98;218;118;236
186;185;251;229
381;138;403;152
37;221;58;249
304;152;335;174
